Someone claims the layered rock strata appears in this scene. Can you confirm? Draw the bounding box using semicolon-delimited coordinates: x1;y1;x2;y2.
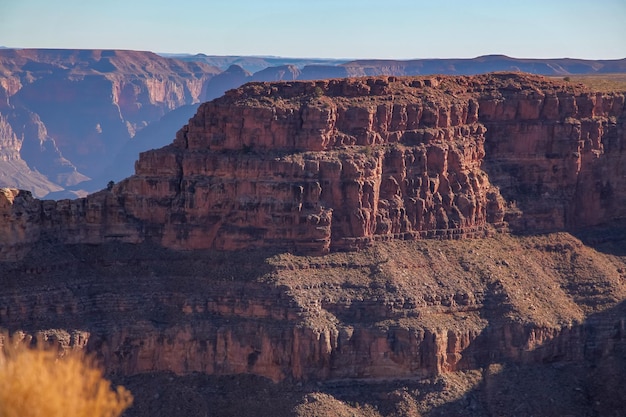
127;78;504;253
476;78;626;231
0;233;624;386
1;73;625;259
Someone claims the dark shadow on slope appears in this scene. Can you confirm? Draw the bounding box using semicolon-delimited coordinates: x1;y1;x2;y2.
570;220;626;256
0;241;282;332
118;373;305;417
429;300;626;417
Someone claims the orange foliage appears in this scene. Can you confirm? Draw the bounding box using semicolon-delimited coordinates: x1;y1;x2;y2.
0;334;132;417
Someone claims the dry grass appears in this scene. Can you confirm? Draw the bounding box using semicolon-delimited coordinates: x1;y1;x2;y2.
0;333;132;417
556;73;626;92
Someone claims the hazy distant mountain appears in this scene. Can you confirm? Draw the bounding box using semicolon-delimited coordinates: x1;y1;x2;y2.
171;53;626;77
340;55;626;76
73;104;201;193
251;64;301;81
161;53;350;73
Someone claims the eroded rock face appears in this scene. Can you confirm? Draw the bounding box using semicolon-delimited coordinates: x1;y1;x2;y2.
0;114;20;161
1;233;624;388
0;49;221;191
476;77;626;231
1;73;624;259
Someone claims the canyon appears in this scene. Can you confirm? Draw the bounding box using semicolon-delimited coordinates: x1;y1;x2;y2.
0;49;221;197
0;73;625;416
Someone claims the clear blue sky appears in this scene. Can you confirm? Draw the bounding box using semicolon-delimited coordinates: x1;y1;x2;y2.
1;0;625;60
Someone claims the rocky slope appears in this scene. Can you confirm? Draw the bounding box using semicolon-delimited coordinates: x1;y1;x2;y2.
1;232;624;416
1;73;625;416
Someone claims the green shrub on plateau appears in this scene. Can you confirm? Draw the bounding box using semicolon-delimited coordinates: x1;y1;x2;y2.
0;334;132;417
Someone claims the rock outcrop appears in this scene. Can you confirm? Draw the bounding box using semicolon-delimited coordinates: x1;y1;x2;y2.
128;76;507;253
1;73;624;259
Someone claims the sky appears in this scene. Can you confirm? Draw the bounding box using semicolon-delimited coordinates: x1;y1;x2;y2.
1;0;625;60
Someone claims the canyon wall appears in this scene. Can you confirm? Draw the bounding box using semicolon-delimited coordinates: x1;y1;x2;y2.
1;73;624;259
476;77;626;231
0;234;624;386
0;49;221;195
127;77;505;253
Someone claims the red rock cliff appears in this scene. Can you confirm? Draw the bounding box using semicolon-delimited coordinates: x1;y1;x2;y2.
475;76;626;230
125;76;506;253
0;73;624;260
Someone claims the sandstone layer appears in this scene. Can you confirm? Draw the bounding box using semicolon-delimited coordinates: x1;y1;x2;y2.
1;73;624;259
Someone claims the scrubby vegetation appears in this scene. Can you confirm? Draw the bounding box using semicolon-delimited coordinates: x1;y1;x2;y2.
553;73;626;92
0;333;132;417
